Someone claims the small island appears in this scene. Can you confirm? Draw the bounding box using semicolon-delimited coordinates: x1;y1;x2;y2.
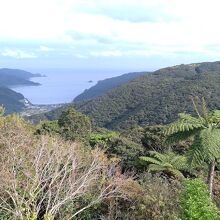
88;80;93;83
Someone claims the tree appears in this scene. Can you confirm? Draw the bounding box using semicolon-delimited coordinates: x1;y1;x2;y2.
164;99;220;197
140;151;187;179
141;125;166;152
58;108;91;141
90;132;144;170
35;120;60;136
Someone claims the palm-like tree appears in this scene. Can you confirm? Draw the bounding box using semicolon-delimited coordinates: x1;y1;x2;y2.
164;101;220;197
140;151;187;179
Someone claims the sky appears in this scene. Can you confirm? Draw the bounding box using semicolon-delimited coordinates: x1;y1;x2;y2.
1;0;220;71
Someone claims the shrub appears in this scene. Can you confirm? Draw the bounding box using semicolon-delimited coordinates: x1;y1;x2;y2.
58;107;91;141
35;120;60;135
0;114;130;219
102;174;182;220
89;132;144;170
180;179;220;220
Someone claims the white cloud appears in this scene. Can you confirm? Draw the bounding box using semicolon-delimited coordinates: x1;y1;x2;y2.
39;46;53;52
90;50;123;57
1;0;220;61
74;54;88;59
1;49;37;59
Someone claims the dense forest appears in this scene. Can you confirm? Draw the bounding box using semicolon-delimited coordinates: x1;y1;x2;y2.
74;71;148;102
1;100;220;219
0;87;27;114
31;61;220;130
2;62;220;219
75;62;220;129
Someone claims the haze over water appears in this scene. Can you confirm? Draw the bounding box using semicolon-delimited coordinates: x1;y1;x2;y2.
13;69;135;105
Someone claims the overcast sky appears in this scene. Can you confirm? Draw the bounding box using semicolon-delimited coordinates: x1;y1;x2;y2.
1;0;220;71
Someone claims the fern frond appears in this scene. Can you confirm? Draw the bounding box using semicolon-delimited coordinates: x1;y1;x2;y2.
170;155;187;170
148;164;166;172
201;97;208;119
141;151;186;178
165;128;200;144
139;156;161;165
168;168;184;179
187;132;207;168
161;162;173;169
148;151;166;162
209;110;220;126
164;113;205;136
199;128;220;162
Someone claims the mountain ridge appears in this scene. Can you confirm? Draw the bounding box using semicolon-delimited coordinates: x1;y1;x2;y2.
0;68;42;87
74;61;220;129
74;71;149;102
26;61;220;128
0;68;43;113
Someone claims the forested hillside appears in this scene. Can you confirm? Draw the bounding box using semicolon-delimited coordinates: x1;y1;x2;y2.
74;71;148;102
28;61;220;129
0;87;27;114
75;62;220;129
0;68;41;87
0;68;42;113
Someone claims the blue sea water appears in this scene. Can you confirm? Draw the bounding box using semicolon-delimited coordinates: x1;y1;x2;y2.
13;68;132;105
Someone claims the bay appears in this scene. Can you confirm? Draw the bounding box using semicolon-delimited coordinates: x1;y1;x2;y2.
13;68;132;105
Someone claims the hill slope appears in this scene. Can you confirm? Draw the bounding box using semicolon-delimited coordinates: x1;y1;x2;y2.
0;68;42;113
75;62;220;129
0;68;41;87
0;87;27;114
74;71;148;102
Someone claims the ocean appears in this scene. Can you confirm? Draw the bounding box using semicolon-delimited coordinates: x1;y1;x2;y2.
13;68;134;105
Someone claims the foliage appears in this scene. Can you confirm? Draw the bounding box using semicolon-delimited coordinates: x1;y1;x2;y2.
89;132;119;148
74;71;147;102
180;179;219;220
89;131;144;170
141;125;166;152
105;136;144;170
29;61;220;128
140;151;187;179
0;114;130;220
120;125;189;155
58;107;92;141
165;109;220;168
120;125;145;145
35;120;60;135
101;174;181;220
71;62;220;129
165;103;220;198
0;87;26;114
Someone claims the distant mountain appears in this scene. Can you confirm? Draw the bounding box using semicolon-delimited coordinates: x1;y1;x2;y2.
0;68;41;87
0;68;43;114
73;71;148;102
0;87;28;114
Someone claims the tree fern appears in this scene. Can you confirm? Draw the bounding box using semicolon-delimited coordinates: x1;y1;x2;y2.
140;151;187;179
164;101;220;197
